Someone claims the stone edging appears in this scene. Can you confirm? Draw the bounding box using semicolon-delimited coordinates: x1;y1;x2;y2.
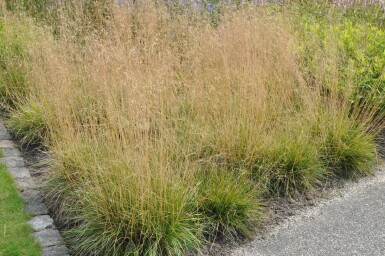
0;121;69;256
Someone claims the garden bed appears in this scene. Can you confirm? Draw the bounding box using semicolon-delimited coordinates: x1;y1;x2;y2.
1;1;385;255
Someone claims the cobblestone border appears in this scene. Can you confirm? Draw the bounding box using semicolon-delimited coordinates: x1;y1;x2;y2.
0;121;69;256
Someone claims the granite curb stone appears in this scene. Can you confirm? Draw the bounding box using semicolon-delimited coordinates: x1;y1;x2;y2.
16;178;39;190
33;229;64;247
2;156;25;167
26;201;50;216
0;123;11;140
7;167;31;179
43;246;70;256
29;215;54;231
0;140;15;148
3;147;21;157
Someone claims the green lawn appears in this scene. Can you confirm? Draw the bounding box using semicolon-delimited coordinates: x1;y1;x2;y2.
0;162;41;256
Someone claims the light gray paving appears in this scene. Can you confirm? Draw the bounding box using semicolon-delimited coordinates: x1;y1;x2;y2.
33;229;64;247
26;201;50;216
29;215;54;231
232;168;385;256
0;139;15;148
21;189;44;203
3;147;21;157
2;156;25;167
16;178;38;190
42;246;70;256
0;123;11;138
7;167;31;179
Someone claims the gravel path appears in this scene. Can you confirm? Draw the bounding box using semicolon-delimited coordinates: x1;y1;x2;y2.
231;166;385;256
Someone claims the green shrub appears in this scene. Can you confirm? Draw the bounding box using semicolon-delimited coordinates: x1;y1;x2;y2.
291;1;385;110
197;169;263;240
7;101;47;145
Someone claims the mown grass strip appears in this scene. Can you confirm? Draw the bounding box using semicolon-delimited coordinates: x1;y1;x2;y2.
0;161;41;256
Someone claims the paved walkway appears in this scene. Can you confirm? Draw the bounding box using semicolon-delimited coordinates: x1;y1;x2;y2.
232;167;385;256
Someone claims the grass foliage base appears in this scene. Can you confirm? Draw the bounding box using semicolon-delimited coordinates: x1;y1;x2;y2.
197;169;263;240
319;114;377;178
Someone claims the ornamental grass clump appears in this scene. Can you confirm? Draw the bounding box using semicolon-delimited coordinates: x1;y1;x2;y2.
1;1;385;255
255;134;326;197
317;111;377;179
197;169;263;240
7;100;47;145
50;137;204;256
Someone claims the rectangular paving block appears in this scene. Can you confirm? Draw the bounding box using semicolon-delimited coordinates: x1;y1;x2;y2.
28;215;54;231
42;246;70;256
0;140;15;148
8;167;31;179
33;229;64;247
0;124;11;139
2;156;25;168
26;202;49;216
0;123;7;131
21;189;45;203
16;178;38;190
2;147;21;157
0;131;11;140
